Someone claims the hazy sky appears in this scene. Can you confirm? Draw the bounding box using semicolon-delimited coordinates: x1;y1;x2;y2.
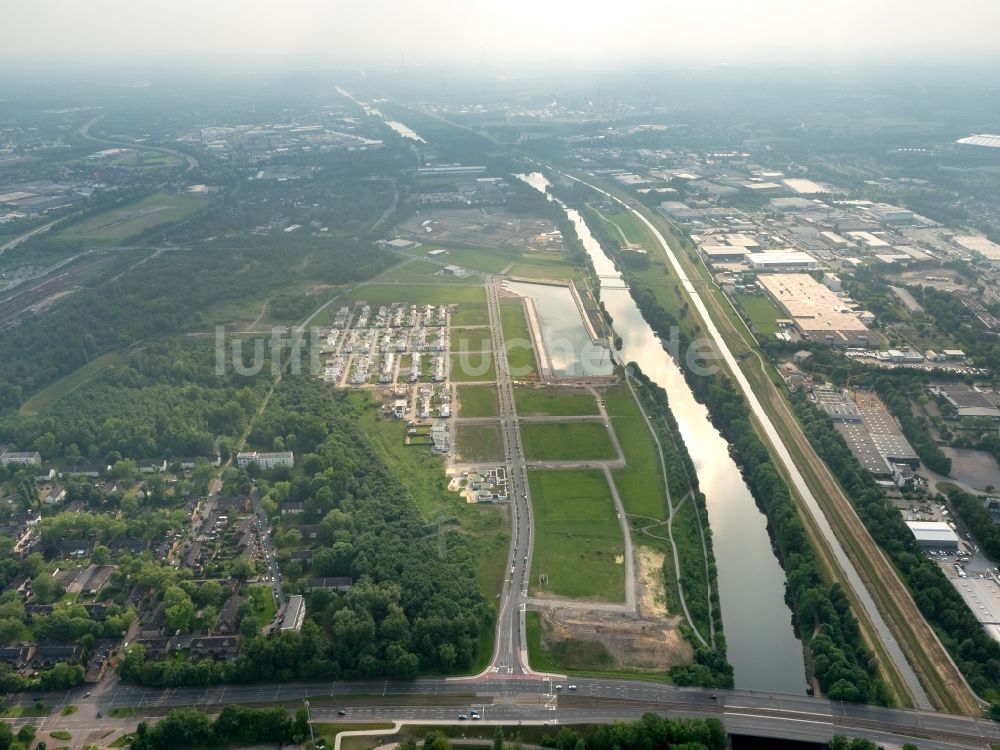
6;0;1000;69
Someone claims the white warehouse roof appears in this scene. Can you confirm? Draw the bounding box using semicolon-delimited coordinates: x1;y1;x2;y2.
906;521;960;546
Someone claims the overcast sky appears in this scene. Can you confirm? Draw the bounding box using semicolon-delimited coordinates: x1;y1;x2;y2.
6;0;1000;69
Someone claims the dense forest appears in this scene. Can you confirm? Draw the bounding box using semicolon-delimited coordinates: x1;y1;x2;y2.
537;713;727;750
129;705;310;750
118;377;491;686
792;394;1000;700
0;338;269;462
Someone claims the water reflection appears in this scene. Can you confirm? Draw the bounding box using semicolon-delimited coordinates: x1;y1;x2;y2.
517;173;806;693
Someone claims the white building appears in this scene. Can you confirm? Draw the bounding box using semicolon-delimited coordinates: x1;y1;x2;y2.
236;451;295;470
281;595;306;632
906;521;960;550
0;451;41;467
747;251;817;272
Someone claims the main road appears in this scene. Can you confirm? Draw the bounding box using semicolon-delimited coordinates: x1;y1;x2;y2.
14;678;1000;750
475;276;536;677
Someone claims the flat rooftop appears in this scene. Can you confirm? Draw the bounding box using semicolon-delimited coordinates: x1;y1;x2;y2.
953;577;1000;643
955;235;1000;261
757;274;869;334
853;391;918;463
835;421;892;475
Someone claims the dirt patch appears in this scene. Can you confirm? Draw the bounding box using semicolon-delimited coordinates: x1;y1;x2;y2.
538;606;691;672
636;546;668;619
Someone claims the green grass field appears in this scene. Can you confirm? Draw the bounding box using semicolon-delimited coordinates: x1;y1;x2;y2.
378;260;482;286
514;387;598;417
605;385;668;520
19;351;124;415
436;246;517;274
456;424;504;462
529;469;625;601
450;327;492;354
506;251;586;282
456;385;499;418
347;283;486;307
521;421;617;461
57;192;206;245
607;211;649;246
499;298;537;378
736;293;783;338
450;353;496;382
450;305;490;327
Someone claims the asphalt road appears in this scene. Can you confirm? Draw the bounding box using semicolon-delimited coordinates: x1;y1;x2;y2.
15;678;1000;750
482;276;535;676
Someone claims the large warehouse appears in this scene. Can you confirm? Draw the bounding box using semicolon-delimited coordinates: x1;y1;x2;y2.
756;273;872;346
746;250;817;271
906;521;960;550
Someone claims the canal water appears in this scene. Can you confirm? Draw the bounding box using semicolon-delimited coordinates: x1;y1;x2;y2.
516;172;806;694
505;280;613;378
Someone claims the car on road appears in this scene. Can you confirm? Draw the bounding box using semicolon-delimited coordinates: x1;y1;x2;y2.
471;714;481;720
555;684;563;690
458;714;467;720
568;685;577;690
338;709;347;716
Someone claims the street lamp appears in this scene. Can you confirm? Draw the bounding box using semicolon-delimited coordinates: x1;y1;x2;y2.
304;699;316;749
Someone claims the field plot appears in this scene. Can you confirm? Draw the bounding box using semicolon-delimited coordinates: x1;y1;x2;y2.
450;353;495;382
435;246;517;274
514;387;598;417
451;327;492;354
456;385;499;418
506;252;584;282
736;293;783;338
529;469;625;601
450;305;490;327
499;298;537;377
521;421;616;461
456;424;504;462
376;260;473;284
57;192;206;245
605;385;667;520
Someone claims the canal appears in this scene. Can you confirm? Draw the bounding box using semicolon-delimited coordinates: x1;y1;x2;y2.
517;172;806;694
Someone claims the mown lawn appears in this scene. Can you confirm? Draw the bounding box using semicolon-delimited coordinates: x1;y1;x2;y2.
457;385;499;418
521;421;616;461
514;387;597;417
529;469;625;601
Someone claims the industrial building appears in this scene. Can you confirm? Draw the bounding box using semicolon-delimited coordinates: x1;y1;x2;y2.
906;521;960;550
757;274;871;346
953;577;1000;644
746;250;817;272
700;245;749;264
928;383;1000;419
